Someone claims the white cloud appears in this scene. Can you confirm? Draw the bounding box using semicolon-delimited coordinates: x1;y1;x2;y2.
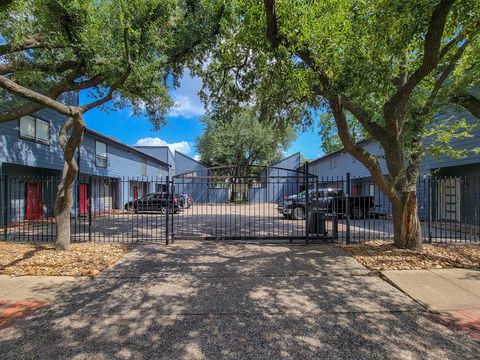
167;94;205;118
134;137;191;154
193;154;201;161
167;70;206;118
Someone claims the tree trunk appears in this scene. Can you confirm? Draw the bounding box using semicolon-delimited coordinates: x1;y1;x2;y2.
54;112;85;251
391;190;422;250
55;178;74;251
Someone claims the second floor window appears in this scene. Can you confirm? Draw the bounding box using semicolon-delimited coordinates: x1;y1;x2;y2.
20;116;50;144
141;158;147;176
95;141;107;168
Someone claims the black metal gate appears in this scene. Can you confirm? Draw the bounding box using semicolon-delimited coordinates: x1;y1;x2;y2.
168;165;330;241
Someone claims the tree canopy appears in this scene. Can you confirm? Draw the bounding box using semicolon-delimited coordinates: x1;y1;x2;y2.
196;0;480;248
0;0;224;250
0;0;223;126
196;109;295;174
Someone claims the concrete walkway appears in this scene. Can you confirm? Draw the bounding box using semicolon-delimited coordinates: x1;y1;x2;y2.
382;269;480;332
0;275;82;301
1;241;479;359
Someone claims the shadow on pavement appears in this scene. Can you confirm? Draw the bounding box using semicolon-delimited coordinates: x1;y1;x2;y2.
1;242;478;359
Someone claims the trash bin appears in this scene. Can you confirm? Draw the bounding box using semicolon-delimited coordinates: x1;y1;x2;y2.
308;209;326;235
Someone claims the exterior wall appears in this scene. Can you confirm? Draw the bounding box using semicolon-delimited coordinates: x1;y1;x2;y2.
0;107;169;222
0;108;71;173
307;108;480;221
174;151;207;176
429;163;480;225
421;109;480;174
78;134;169;213
309;141;388;179
133;146;175;177
79;133;168;179
173;152;209;202
249;153;302;203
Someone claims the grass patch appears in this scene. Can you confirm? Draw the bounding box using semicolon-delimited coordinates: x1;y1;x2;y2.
0;242;130;276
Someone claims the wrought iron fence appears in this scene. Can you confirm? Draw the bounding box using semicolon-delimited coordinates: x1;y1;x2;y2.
1;171;479;244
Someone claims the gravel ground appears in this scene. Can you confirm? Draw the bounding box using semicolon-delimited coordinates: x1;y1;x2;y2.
1;241;479;359
340;240;480;270
0;242;130;276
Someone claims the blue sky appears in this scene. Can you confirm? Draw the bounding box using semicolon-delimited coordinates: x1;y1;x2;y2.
81;71;324;161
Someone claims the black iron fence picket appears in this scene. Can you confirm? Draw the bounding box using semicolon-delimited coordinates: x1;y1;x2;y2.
1;171;479;244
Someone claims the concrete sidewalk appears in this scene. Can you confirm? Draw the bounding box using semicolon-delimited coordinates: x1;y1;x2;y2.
382;269;480;331
1;242;479;359
0;275;84;301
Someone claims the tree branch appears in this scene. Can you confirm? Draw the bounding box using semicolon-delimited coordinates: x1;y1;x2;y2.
81;70;130;113
329;95;399;202
452;93;480;119
123;26;133;65
0;74;76;117
423;39;469;115
384;0;456;129
1;59;79;75
0;33;68;56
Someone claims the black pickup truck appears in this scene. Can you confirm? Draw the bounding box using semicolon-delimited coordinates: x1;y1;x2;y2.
278;188;375;220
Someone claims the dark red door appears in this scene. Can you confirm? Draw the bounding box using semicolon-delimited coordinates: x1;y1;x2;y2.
79;183;89;215
133;185;139;200
351;185;359;197
25;181;42;220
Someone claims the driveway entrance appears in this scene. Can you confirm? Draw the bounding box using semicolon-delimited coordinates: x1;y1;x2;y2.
1;242;478;359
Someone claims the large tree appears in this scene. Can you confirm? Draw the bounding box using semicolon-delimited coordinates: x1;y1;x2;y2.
198;0;480;249
196;109;295;174
0;0;223;250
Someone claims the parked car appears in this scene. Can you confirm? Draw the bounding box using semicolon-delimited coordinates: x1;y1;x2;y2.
278;188;375;220
176;193;193;209
124;192;181;214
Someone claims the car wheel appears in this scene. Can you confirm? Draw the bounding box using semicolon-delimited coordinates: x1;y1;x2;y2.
291;207;305;220
127;206;136;214
351;207;364;219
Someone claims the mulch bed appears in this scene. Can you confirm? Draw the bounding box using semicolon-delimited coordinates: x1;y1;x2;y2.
0;242;130;276
339;240;480;270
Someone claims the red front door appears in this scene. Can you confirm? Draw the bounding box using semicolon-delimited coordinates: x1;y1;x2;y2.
25;181;42;220
79;183;89;215
133;185;139;200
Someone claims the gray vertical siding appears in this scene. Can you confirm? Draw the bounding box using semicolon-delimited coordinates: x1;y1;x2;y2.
174;151;207;175
1;110;169;222
248;153;302;203
133;146;175;176
0;109;70;172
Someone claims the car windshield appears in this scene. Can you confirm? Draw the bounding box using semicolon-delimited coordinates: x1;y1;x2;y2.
141;194;155;200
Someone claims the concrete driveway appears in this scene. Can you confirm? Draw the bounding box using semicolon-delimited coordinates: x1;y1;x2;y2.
1;241;479;359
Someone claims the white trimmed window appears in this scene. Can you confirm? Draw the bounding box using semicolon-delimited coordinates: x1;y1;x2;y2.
95;141;107;168
19;116;50;144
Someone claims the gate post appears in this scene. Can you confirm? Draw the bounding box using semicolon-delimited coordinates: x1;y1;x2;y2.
3;175;8;241
165;175;170;245
427;175;432;243
170;177;175;243
88;177;92;242
305;162;310;244
345;172;351;244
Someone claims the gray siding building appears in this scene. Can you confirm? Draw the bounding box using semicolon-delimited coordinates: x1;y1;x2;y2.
306;108;480;223
0;96;169;224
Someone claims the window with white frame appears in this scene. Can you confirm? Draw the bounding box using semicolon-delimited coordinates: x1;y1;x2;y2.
95;141;107;168
19;116;50;144
141;158;147;176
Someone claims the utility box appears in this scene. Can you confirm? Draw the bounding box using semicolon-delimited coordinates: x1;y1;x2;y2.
308;210;326;235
